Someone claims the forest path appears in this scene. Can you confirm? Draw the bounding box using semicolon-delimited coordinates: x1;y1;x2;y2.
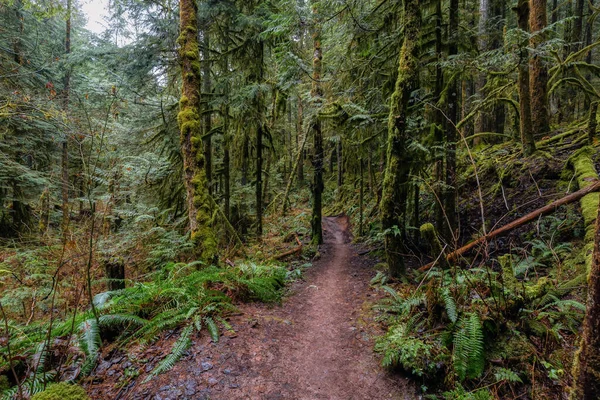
93;215;412;400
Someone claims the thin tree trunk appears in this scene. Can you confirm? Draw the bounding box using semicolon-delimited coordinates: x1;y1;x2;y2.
297;96;304;185
381;0;421;277
336;139;343;188
61;0;72;241
445;0;459;241
572;0;585;52
178;0;217;260
516;0;536;156
530;0;550;137
255;41;265;239
311;3;324;245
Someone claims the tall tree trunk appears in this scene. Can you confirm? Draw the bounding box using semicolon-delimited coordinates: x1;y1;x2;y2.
178;0;217;261
516;0;536;156
202;23;213;196
433;0;445;236
572;0;585;52
255;41;265;239
336;139;343;188
381;0;421;277
570;201;600;398
310;3;324;245
445;0;459;242
61;0;72;241
256;124;263;237
530;0;550;137
297;95;304;186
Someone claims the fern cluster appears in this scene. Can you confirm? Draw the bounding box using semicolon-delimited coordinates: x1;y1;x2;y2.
373;220;588;398
1;260;291;398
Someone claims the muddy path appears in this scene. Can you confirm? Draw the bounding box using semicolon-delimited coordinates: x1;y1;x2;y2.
89;216;413;399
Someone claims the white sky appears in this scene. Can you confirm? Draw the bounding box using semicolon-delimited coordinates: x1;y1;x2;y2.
81;0;109;34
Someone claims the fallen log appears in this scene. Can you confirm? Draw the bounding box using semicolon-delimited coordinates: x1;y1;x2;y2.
419;180;600;271
273;235;303;260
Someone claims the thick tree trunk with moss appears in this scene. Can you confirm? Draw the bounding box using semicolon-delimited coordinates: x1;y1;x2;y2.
529;0;550;137
516;0;536;156
311;3;323;245
202;24;212;196
381;0;421;278
178;0;217;261
571;200;600;398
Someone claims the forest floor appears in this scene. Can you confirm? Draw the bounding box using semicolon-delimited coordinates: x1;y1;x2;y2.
88;215;414;399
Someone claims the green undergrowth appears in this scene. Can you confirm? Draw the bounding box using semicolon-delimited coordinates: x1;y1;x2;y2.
371;134;595;398
0;260;297;399
373;232;587;398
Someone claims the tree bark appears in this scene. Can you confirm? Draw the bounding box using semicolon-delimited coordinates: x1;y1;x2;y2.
445;0;459;240
297;95;304;185
381;0;421;277
515;0;536;156
178;0;217;261
202;23;213;196
61;0;72;241
530;0;550;137
310;3;324;245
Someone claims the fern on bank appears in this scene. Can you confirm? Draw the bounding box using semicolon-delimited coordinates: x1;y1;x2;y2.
453;313;485;381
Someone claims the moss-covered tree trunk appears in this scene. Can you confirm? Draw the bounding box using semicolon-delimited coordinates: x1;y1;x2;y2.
381;0;421;277
178;0;217;261
202;23;212;196
310;3;323;245
529;0;550;137
516;0;536;156
571;200;600;398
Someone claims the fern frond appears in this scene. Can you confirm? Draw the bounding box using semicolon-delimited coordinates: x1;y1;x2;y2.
143;325;192;382
205;317;219;342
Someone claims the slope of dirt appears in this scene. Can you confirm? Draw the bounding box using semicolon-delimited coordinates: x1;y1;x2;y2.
88;215;414;399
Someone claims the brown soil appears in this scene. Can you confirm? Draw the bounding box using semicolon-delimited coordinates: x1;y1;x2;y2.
88;215;414;399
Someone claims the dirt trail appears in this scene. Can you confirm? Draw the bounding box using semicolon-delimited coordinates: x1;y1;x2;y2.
90;216;413;399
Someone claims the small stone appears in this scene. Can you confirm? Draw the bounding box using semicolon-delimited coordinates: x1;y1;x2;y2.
201;362;213;371
229;384;240;389
184;381;197;396
223;369;231;375
208;377;219;387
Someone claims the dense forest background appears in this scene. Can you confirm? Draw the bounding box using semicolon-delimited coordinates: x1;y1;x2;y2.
2;0;600;398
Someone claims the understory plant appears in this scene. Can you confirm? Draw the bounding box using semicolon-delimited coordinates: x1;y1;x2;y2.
0;260;293;399
373;224;587;398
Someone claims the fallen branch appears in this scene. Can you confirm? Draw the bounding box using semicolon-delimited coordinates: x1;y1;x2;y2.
419;180;600;271
273;235;303;260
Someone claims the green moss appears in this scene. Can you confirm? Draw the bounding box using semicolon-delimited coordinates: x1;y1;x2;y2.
524;276;552;300
0;375;9;392
567;146;600;242
31;383;90;400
